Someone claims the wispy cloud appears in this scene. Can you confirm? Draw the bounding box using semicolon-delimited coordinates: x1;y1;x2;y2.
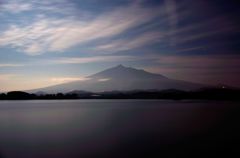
49;55;139;64
0;0;237;56
50;77;90;84
175;46;206;53
0;55;144;66
95;31;164;53
0;64;24;67
0;0;76;15
146;54;240;71
0;1;162;55
98;78;111;82
164;1;238;47
165;0;178;46
143;54;240;86
0;1;32;13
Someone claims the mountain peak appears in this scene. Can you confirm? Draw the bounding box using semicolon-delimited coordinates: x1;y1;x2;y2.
116;64;124;68
89;64;167;80
113;64;130;70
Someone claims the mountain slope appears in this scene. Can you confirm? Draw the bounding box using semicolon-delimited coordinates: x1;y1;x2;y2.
31;65;205;93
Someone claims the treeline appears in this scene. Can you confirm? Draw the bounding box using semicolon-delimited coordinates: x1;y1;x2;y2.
83;88;240;100
0;91;78;100
0;88;240;100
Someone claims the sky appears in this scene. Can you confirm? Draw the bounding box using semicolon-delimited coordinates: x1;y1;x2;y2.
0;0;240;91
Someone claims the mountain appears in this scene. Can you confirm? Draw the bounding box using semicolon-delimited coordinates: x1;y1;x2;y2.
31;65;205;93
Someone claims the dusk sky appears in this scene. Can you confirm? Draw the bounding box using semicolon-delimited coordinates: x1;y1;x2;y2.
0;0;239;91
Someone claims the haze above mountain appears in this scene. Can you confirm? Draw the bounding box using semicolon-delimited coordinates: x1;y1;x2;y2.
31;65;205;93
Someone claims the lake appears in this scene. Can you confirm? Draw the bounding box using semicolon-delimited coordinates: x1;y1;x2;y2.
0;100;239;158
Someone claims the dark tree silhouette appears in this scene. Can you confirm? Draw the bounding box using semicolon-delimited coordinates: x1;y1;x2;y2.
0;88;239;100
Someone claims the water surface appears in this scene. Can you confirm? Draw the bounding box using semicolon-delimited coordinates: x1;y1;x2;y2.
0;100;239;157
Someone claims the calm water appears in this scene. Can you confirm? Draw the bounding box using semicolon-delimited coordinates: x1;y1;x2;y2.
0;100;239;158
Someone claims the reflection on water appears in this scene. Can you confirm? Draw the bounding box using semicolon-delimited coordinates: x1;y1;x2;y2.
0;100;239;158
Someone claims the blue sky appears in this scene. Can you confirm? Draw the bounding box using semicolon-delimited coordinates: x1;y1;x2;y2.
0;0;239;91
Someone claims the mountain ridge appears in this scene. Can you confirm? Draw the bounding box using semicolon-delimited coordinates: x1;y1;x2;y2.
30;65;206;93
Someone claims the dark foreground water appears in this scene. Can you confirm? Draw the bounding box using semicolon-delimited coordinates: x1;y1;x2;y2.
0;100;239;158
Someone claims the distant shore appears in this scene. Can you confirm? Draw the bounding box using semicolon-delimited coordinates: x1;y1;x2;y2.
0;88;240;101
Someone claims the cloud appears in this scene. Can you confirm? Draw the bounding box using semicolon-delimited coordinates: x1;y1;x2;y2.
0;64;24;67
95;31;164;52
175;26;236;44
175;46;205;53
143;54;240;87
92;1;238;54
50;77;90;84
98;78;111;82
3;55;144;66
148;54;240;70
0;1;32;13
0;2;162;55
0;0;238;56
0;0;76;15
165;0;178;45
49;55;139;64
164;2;239;46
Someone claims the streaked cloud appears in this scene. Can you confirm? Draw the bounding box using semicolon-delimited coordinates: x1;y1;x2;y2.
0;64;24;67
143;54;240;86
0;0;76;15
0;1;162;55
175;46;206;53
0;0;237;56
98;78;111;82
165;0;178;46
95;31;164;53
155;54;240;69
0;55;143;67
0;1;32;13
50;55;139;64
50;77;90;84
